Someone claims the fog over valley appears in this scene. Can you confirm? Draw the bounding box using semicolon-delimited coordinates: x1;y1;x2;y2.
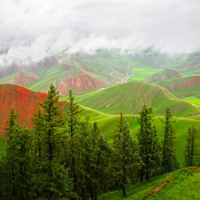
1;0;200;66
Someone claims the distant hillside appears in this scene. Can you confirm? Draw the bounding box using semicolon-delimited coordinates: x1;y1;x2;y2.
77;81;200;116
1;84;200;164
146;69;182;83
0;52;133;96
1;50;200;96
0;83;117;136
157;76;200;98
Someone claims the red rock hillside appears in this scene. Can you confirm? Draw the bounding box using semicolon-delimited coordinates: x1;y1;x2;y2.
0;84;67;136
57;70;109;96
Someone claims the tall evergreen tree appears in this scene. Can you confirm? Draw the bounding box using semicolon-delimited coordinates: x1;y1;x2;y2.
66;89;83;199
2;109;34;200
33;84;71;199
185;125;199;166
137;105;161;181
3;108;18;199
160;108;178;172
113;112;141;196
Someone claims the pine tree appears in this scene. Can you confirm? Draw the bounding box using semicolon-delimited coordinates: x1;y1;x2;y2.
160;108;178;172
113;112;141;196
31;107;46;198
94;134;113;199
80;117;102;200
66;89;83;199
3;108;18;199
185;125;199;167
2;109;34;200
137;105;161;181
33;84;70;199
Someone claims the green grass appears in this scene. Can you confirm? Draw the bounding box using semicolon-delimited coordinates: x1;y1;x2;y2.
76;81;200;117
180;96;200;108
98;167;200;200
69;104;200;166
146;69;181;83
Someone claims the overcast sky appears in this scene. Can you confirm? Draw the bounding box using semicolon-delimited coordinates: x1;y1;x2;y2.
0;0;200;65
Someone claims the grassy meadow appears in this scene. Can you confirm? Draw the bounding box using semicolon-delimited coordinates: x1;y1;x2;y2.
98;168;200;200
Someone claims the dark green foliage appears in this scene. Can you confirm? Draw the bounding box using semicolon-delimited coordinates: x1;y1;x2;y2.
0;109;34;200
0;86;190;200
32;84;71;200
160;108;179;172
91;123;113;200
113;112;141;196
185;125;200;167
65;89;84;199
137;104;162;181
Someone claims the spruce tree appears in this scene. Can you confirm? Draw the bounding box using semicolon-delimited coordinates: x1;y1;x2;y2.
185;125;199;166
66;89;83;199
31;107;46;198
137;105;161;181
113;112;141;196
160;108;178;172
3;108;18;199
94;134;113;199
33;84;70;199
80;121;94;199
2;109;34;200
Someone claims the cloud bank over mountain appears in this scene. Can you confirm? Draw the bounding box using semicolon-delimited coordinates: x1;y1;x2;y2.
0;0;200;65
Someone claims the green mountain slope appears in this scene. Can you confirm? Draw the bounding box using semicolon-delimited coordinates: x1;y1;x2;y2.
77;81;200;116
157;76;200;98
98;168;200;200
0;52;134;96
146;69;181;83
1;83;200;166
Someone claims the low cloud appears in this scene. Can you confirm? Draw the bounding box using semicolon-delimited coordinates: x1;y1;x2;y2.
0;0;200;66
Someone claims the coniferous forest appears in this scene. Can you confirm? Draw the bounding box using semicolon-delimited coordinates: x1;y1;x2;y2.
0;84;199;200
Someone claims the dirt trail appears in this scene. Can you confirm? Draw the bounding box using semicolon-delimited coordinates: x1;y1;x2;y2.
183;113;200;118
147;168;200;198
147;182;171;198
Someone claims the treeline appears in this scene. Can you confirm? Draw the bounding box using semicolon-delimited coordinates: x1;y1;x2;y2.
0;84;199;200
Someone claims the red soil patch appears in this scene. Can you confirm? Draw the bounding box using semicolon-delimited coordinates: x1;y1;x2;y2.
95;98;107;107
0;64;21;78
106;94;122;108
182;168;200;172
178;76;200;90
109;71;122;76
0;84;67;136
183;113;200;118
12;71;40;85
167;82;176;91
62;64;76;70
147;182;171;198
177;95;190;97
147;169;200;198
177;56;200;69
58;71;108;96
39;57;57;68
81;66;97;73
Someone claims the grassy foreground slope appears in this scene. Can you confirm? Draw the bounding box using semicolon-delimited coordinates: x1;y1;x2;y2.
86;114;200;166
77;81;200;117
98;168;200;200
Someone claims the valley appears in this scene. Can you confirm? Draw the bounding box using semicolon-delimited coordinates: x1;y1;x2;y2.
1;50;200;200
